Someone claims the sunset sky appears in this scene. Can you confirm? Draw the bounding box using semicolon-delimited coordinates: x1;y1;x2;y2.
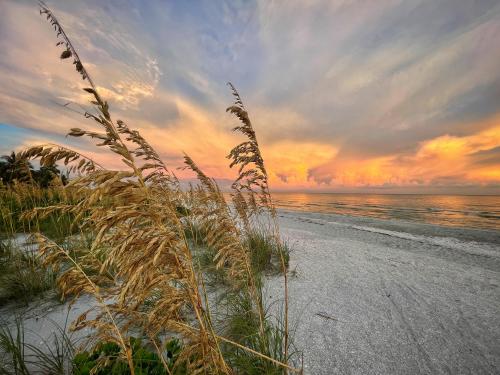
1;0;500;193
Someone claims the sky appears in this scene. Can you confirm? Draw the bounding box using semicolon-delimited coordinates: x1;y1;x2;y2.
1;0;500;194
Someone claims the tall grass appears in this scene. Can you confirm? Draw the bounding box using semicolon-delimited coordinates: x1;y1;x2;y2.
0;181;83;306
246;228;290;276
0;240;56;306
0;181;78;241
8;3;301;374
0;318;75;374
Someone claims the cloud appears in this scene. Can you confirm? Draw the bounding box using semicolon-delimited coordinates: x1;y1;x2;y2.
306;118;500;188
253;0;500;157
263;141;338;187
1;0;500;192
469;146;500;166
276;173;288;183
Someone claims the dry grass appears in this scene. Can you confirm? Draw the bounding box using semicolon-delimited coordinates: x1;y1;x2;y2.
0;181;79;240
5;3;302;374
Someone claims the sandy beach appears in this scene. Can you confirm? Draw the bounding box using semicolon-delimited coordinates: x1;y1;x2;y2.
267;210;500;374
1;209;499;374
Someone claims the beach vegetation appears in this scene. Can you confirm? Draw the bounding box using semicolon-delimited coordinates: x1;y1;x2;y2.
246;228;290;276
73;337;185;375
0;240;56;306
0;182;79;241
0;3;301;374
0;318;75;375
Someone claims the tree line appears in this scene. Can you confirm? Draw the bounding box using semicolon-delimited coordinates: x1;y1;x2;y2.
0;151;68;187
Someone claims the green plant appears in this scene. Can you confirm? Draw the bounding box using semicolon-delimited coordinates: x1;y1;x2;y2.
73;337;185;375
0;318;75;375
0;320;30;375
0;152;33;186
0;241;56;306
0;182;79;241
246;228;291;276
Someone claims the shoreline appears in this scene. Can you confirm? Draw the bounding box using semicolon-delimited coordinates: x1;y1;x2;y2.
271;192;500;232
268;210;500;374
277;208;500;245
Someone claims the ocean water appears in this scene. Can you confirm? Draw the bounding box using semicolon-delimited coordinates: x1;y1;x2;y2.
271;193;500;231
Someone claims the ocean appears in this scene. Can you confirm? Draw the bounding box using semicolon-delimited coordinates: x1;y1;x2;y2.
271;193;500;231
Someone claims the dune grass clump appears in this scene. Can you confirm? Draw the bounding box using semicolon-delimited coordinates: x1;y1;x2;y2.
4;3;301;374
245;229;290;276
0;182;79;242
0;240;56;306
0;319;75;375
0;180;82;306
0;320;31;375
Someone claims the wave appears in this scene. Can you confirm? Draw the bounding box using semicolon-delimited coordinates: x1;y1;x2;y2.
321;220;500;258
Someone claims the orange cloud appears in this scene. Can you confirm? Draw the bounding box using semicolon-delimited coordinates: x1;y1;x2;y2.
304;117;500;189
42;109;499;191
410;121;500;184
264;141;338;187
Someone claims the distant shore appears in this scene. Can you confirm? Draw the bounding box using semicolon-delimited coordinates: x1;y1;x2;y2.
268;209;500;374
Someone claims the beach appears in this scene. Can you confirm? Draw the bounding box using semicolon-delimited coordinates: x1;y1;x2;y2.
267;210;500;374
2;0;500;373
1;208;499;374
